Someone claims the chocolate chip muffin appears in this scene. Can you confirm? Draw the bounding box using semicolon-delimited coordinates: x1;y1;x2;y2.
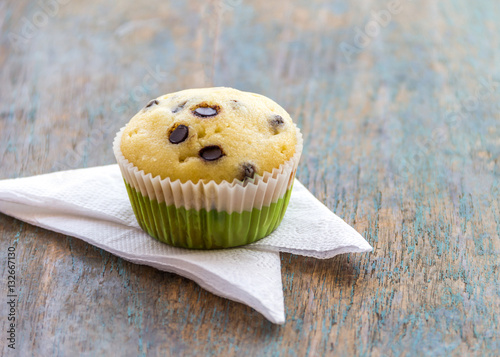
113;87;303;249
120;87;297;184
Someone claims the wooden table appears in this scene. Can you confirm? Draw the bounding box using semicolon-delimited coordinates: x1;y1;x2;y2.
1;0;499;355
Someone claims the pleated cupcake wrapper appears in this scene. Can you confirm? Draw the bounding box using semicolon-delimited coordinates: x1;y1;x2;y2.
113;125;303;249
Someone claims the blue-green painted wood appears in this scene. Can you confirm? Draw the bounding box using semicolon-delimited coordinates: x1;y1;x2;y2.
0;0;499;356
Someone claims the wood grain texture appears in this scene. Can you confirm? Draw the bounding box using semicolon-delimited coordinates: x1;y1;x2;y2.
1;0;499;355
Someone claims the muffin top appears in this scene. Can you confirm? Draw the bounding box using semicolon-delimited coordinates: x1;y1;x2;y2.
120;87;297;184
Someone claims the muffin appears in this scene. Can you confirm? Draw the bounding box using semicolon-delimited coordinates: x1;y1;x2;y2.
113;87;302;249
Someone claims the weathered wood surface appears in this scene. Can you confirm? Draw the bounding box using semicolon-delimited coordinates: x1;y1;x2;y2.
1;0;499;355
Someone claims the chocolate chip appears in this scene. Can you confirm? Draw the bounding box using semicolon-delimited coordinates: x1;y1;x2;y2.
145;99;159;108
270;114;284;127
169;124;189;144
172;101;187;113
193;105;219;117
199;145;224;161
239;163;256;181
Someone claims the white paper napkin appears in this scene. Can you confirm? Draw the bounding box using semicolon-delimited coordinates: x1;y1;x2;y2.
0;165;372;324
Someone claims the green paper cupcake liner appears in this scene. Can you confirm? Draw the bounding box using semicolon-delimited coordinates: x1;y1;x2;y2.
125;181;293;249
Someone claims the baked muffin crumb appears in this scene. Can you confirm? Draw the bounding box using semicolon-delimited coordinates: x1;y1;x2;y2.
121;87;297;184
